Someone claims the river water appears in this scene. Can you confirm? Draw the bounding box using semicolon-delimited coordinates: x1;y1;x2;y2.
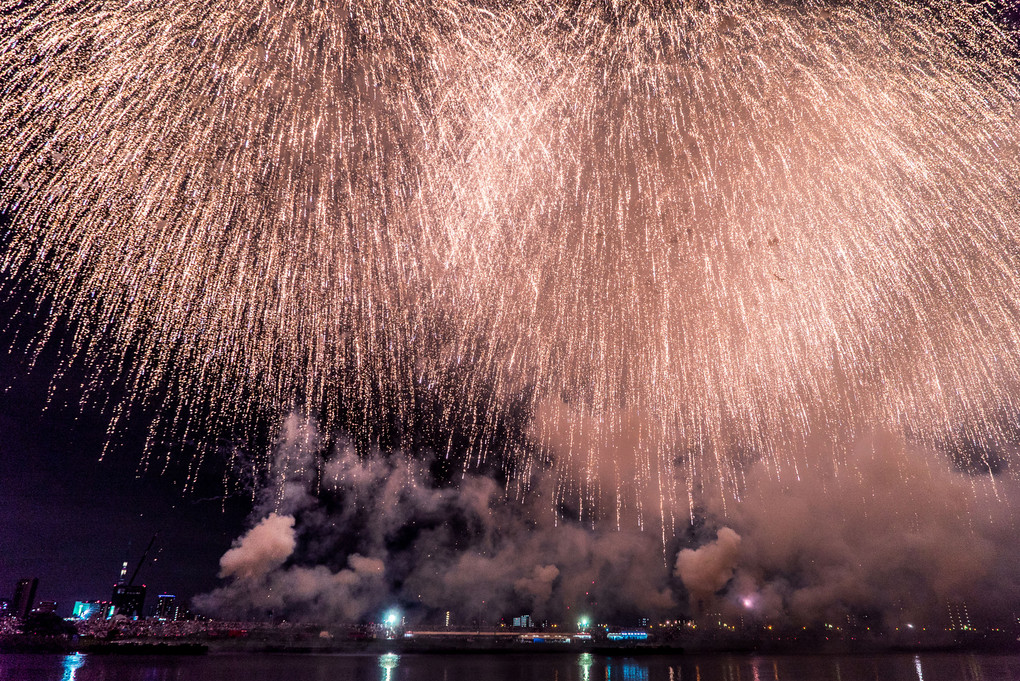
3;651;1019;681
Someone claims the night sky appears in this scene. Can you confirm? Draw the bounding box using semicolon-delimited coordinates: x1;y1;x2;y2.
0;342;249;616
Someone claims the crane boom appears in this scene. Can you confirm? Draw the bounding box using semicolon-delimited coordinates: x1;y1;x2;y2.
128;533;159;586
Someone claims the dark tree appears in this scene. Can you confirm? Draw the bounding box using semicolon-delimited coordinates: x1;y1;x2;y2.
21;612;77;637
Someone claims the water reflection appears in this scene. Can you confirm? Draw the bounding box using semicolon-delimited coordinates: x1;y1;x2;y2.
966;655;985;681
624;661;650;681
61;653;86;681
579;652;594;681
605;659;649;681
8;649;1020;681
751;656;764;681
723;656;741;681
379;652;399;681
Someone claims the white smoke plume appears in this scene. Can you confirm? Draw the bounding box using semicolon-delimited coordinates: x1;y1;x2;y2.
196;414;1020;629
218;513;297;581
195;413;680;623
675;527;742;606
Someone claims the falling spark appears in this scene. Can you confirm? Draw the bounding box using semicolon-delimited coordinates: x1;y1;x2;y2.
2;0;1019;520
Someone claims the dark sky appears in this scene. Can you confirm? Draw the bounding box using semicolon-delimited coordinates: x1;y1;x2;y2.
0;344;250;617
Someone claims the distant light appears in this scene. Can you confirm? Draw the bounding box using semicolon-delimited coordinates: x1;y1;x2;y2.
742;597;754;609
383;609;401;627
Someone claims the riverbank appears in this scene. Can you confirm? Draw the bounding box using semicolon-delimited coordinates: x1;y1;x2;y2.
3;631;1019;656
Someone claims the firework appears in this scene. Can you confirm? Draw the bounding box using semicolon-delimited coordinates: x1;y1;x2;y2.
425;0;1020;518
2;0;1019;516
0;0;503;478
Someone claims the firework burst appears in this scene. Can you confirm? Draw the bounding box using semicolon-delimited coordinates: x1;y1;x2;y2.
1;0;505;476
425;0;1020;517
2;0;1019;518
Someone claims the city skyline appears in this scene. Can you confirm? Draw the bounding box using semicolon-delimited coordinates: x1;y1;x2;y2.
0;341;248;616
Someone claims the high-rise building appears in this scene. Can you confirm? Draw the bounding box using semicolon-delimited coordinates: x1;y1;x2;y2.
156;594;179;621
12;578;38;619
110;585;146;619
512;614;533;628
948;601;973;631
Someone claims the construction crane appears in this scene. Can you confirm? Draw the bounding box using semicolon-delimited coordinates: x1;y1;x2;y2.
128;532;159;586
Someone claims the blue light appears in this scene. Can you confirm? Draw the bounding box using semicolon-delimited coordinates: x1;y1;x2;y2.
61;654;86;681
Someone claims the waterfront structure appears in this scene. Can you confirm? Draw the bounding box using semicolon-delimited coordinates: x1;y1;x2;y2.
72;600;112;620
512;615;533;628
157;594;179;621
12;578;38;619
111;585;146;619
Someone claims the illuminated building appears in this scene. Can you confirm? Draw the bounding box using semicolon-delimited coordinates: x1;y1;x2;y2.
111;585;146;619
72;601;111;620
606;630;649;641
948;601;973;631
110;539;156;619
156;594;179;621
12;578;38;619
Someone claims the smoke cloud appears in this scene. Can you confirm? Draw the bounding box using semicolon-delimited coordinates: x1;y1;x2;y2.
195;413;680;623
197;415;1020;630
675;527;742;606
690;432;1020;628
218;513;297;581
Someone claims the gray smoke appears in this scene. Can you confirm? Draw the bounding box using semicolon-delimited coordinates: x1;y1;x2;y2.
682;431;1020;628
196;415;1020;628
195;413;680;623
675;527;741;607
218;513;297;581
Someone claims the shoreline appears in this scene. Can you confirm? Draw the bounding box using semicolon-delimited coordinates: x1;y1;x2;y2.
3;633;1020;657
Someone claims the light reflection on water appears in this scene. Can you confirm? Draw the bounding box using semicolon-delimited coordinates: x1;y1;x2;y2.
621;660;650;681
616;654;1000;681
0;650;1015;680
379;652;400;681
606;659;651;681
61;653;86;681
580;652;594;681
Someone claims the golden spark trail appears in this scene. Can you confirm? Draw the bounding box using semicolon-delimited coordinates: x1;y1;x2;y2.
2;0;1019;520
423;0;1020;522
